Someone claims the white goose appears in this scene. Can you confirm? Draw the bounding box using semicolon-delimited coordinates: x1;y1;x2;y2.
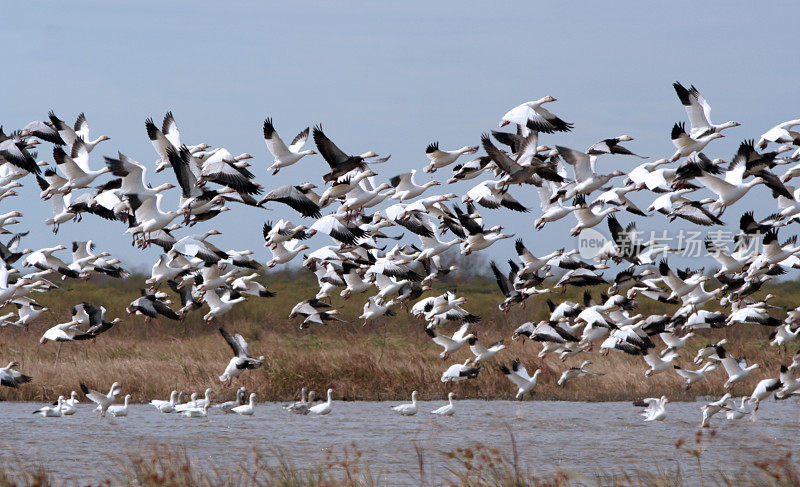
309;388;333;415
267;240;310;268
391;390;419;416
467;337;505;363
500;360;541;399
81;381;122;417
633;396;668;421
389;170;440;201
499;96;573;135
182;403;211;418
108;395;131;417
423;142;477;173
53;141;111;192
700;393;732;428
174;392;199;412
672;82;740;137
758;119;800;149
232;393;256;416
430;392;456;416
33;396;64;417
425;323;475;359
150;390;179;413
716;345;760;389
203;289;247;323
263;119;316;174
218;327;265;385
669;122;725;162
673;362;717;389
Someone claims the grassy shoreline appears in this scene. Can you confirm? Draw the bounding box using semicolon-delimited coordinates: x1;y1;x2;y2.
1;275;797;403
1;434;798;486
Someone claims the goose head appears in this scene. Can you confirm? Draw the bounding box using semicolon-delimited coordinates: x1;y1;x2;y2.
360;151;379;159
411;390;418;402
617;135;634;142
459;146;479;154
537;95;557;105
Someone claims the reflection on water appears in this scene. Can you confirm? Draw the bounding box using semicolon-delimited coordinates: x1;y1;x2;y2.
1;400;797;485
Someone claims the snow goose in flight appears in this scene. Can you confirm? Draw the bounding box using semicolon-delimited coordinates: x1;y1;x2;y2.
0;129;40;175
33;396;65;417
500;360;541;399
150;391;179;413
359;297;396;326
318;170;376;206
716;345;760;389
197;151;261;196
263;220;314;246
673;362;717;390
669;122;725;162
1;361;32;388
389;170;440;201
693;339;727;365
0;301;48;328
53;141;110;192
47;111;110;152
463;180;528;212
125;193;181;244
24;245;81;279
557;360;603;386
633;396;668;421
425;323;474;360
44;193;76;234
769;323;800;347
126;289;181;323
309;388;333;415
81;381;122;417
724;396;752;420
263;118;316;174
38;319;82;343
747;367;784;412
586;135;646;158
218;327;265;385
459;222;513;256
481;134;563;191
700;393;732;427
232;393;256;416
499;96;573;135
259;184;322;218
431;392;455;416
568;195;620;236
441;359;482;382
310;214;367;246
467;337;505;363
757;119;800;149
202;289;246;323
313;126;388;182
643;349;678;377
672;82;740;137
267;240;309;268
776;365;800;399
423;142;477;173
231;273;275;298
391;390;419;416
448;156;494;183
108;394;130;417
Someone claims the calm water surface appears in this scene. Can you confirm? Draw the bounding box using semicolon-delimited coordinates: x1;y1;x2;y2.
1;399;798;485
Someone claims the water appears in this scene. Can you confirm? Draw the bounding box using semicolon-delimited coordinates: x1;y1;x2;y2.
1;399;797;485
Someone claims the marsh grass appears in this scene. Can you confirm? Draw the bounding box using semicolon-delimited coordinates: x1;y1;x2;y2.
0;273;797;403
0;433;798;486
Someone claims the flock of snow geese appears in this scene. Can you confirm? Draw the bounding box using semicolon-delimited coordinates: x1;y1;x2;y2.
2;82;800;427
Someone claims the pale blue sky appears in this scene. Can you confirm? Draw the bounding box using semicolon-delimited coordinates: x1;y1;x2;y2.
3;1;798;271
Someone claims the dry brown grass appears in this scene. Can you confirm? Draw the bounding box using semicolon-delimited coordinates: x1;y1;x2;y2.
0;274;797;403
